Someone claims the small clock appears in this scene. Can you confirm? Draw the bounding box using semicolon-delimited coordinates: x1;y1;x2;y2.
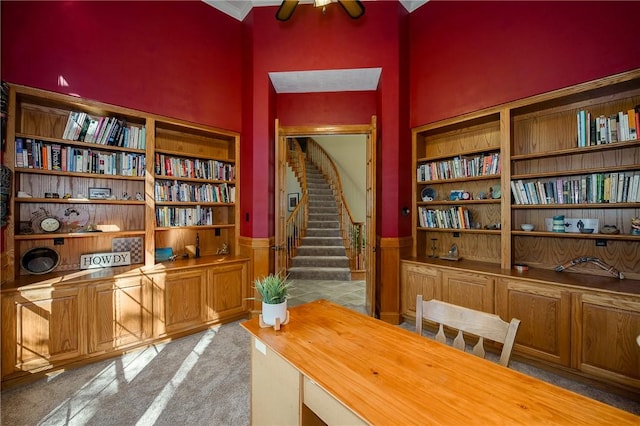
40;216;61;233
30;208;62;233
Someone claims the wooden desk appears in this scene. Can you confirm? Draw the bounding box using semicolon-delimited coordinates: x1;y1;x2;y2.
241;299;639;425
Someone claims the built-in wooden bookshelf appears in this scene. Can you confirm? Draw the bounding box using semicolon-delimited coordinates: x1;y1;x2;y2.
153;119;239;257
412;113;503;264
0;84;247;388
406;68;640;397
1;84;240;283
411;68;640;280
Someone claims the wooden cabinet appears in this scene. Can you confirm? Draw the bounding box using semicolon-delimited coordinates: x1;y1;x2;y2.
87;276;152;354
1;257;249;388
441;269;494;313
496;278;571;366
400;259;640;393
1;285;86;378
152;268;208;337
400;261;441;316
572;291;640;390
208;262;247;321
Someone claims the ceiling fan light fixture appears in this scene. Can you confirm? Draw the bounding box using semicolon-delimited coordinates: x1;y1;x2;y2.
338;0;365;19
276;0;299;21
314;0;333;7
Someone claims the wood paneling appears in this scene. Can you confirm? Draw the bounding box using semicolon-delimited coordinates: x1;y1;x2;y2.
378;236;412;324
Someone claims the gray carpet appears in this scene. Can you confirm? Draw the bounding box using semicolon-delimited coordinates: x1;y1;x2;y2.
0;322;250;426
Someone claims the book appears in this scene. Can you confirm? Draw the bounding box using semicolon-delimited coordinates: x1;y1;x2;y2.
15;137;24;168
628;108;638;140
616;172;625;203
51;144;62;170
628;173;640;203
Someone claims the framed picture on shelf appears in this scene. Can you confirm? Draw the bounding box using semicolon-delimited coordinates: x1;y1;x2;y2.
288;193;299;212
88;187;111;200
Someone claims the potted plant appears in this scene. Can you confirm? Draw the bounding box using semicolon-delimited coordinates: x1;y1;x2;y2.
254;273;292;327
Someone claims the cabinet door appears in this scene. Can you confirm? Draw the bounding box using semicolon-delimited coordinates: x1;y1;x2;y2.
441;270;494;313
87;276;152;354
496;278;571;366
400;262;442;317
153;268;207;337
573;292;640;390
1;286;86;377
208;262;247;321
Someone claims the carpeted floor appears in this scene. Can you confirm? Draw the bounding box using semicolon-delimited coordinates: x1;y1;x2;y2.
1;322;250;426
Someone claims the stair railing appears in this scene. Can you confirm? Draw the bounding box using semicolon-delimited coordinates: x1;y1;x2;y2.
305;138;366;273
285;139;308;269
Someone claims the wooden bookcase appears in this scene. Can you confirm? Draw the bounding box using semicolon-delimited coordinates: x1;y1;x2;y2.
407;69;640;396
412;112;504;265
411;68;640;280
0;84;247;388
1;84;240;284
510;77;640;278
153;118;239;258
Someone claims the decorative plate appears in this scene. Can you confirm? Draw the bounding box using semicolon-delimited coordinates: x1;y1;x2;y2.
54;207;89;231
21;247;60;275
421;187;436;202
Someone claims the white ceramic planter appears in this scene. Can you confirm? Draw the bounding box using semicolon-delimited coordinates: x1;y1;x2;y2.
262;300;287;326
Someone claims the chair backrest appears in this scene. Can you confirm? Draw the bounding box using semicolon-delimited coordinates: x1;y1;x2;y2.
415;296;521;367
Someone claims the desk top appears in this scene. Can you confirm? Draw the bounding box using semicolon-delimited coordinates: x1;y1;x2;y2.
241;299;639;425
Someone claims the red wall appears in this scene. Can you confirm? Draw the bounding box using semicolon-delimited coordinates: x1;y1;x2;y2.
277;92;377;126
409;1;640;126
242;2;409;238
1;1;243;131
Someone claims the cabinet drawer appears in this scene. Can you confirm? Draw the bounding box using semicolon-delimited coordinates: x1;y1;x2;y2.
303;376;366;426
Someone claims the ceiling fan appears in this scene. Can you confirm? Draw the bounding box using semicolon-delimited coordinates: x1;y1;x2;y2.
276;0;366;21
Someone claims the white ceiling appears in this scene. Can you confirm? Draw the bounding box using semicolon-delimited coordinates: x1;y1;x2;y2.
204;1;427;93
269;68;382;93
204;0;428;22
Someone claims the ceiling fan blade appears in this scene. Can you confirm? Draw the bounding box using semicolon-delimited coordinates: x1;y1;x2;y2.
276;0;299;21
337;0;365;19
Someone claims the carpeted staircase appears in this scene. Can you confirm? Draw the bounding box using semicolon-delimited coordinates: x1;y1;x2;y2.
287;161;351;281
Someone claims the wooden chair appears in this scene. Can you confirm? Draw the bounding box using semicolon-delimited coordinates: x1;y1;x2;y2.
415;296;521;367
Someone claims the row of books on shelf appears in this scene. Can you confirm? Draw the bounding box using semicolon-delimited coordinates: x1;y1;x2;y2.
155;206;214;227
576;107;639;147
154;154;235;181
510;171;640;205
417;206;474;229
62;111;146;149
15;138;145;176
154;181;235;203
417;152;500;182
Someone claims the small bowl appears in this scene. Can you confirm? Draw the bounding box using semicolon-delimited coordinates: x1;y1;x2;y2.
579;228;594;234
520;224;535;231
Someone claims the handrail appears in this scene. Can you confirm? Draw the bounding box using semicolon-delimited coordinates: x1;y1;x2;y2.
305;138;366;272
285;139;308;269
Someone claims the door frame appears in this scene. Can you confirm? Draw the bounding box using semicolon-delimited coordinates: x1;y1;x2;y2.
274;117;377;316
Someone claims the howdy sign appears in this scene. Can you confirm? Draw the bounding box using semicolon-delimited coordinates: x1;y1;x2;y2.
80;251;131;269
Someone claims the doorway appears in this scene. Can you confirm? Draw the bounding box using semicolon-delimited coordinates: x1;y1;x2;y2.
274;117;377;316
